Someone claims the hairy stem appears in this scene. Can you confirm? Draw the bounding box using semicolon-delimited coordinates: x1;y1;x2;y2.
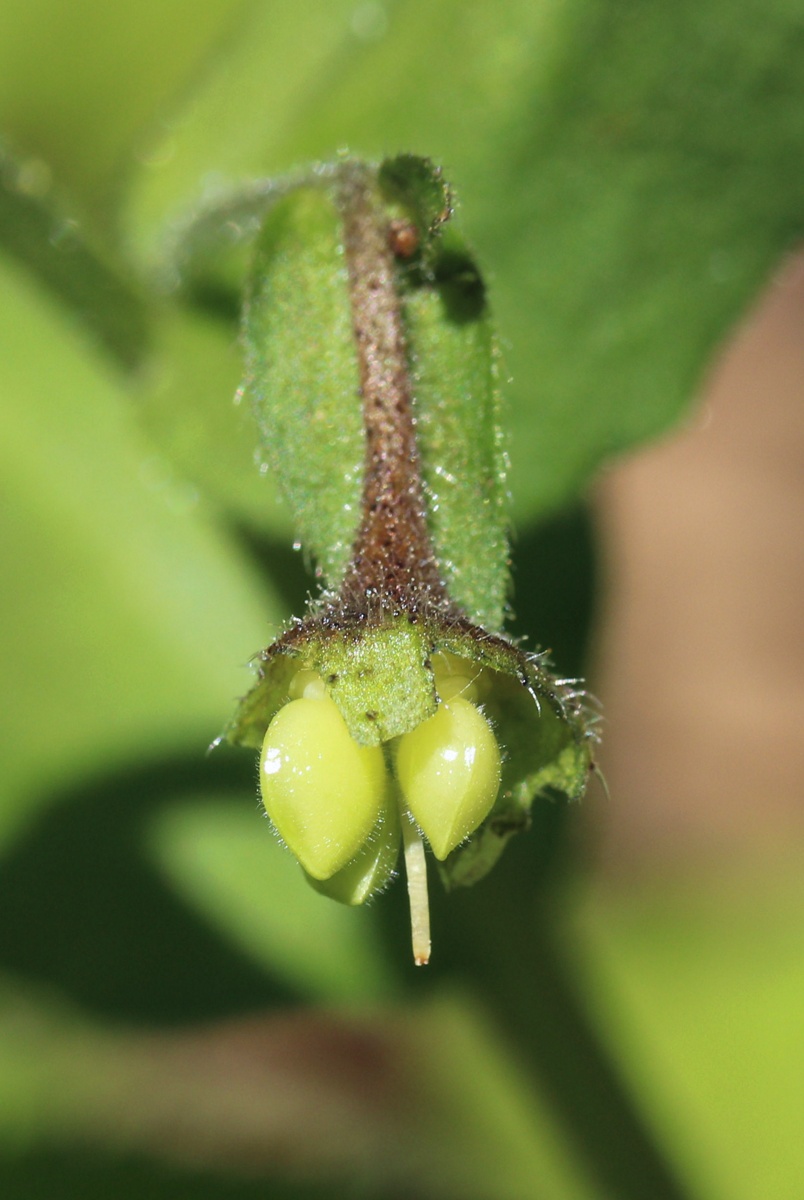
335;164;450;617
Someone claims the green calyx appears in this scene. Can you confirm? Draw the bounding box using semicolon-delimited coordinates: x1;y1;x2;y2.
238;611;594;905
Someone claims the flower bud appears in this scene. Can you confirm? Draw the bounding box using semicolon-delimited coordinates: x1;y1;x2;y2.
395;695;501;860
260;691;387;880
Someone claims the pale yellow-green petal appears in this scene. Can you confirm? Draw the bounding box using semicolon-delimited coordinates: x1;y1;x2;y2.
259;696;387;879
396;697;501;860
305;796;401;906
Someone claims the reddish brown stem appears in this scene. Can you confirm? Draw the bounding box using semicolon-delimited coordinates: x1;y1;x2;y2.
334;165;450;618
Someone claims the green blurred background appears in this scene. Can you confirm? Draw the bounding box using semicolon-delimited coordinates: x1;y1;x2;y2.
1;2;803;1197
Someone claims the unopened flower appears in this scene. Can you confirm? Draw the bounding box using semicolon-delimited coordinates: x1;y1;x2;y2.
222;156;596;963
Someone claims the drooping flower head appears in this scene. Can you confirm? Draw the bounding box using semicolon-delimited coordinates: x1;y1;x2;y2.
205;157;597;963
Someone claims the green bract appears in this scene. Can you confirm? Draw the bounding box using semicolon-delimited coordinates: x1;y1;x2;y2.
196;155;598;962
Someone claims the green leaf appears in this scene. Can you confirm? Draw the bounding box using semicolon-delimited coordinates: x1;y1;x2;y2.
576;854;804;1200
135;305;292;538
0;0;244;217
243;181;365;585
0;141;147;368
402;224;507;629
148;800;395;1001
125;0;804;524
122;0;363;263
378;152;453;244
240;158;508;625
0;252;281;848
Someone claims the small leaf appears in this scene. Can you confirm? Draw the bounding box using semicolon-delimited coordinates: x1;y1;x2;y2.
378;152;453;245
402;225;508;629
244;182;364;586
241;157;508;626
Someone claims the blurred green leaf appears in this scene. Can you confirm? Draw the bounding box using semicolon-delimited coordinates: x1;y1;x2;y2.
0;754;297;1023
148;799;395;1002
0;0;245;218
0;977;595;1200
0;143;148;368
124;0;371;256
575;853;804;1200
0;253;281;847
126;0;804;522
137;306;292;537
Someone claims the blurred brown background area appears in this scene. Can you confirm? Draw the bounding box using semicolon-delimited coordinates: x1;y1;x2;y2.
592;251;804;878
